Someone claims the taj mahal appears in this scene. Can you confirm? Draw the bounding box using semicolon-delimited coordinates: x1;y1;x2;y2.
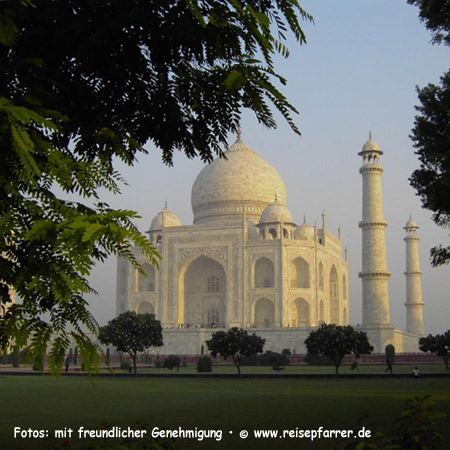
115;132;424;354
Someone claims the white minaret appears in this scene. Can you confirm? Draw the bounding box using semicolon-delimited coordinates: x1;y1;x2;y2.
404;217;425;335
358;135;391;325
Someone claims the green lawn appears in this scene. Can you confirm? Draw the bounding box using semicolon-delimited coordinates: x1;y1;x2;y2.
134;362;448;374
3;362;448;375
1;375;450;450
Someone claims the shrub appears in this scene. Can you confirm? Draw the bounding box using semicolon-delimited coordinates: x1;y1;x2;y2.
196;355;213;372
120;360;130;370
154;360;163;369
163;355;181;371
303;352;335;366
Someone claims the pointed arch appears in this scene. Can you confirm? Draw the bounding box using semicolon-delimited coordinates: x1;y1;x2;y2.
182;255;226;327
137;262;156;292
330;265;339;324
254;257;274;288
137;301;155;315
254;298;274;328
290;257;309;288
319;299;325;323
318;262;324;290
290;297;310;327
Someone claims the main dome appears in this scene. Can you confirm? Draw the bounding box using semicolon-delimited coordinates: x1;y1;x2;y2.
191;136;287;225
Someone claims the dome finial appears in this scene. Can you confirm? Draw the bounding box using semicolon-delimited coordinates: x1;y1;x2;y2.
236;128;242;142
369;131;372;139
164;199;168;210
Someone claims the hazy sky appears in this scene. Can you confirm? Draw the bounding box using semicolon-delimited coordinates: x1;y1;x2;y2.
86;0;450;334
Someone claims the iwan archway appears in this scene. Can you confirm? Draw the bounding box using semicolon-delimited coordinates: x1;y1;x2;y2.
181;255;226;327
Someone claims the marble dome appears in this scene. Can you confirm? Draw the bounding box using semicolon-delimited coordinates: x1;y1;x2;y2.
404;217;418;229
150;208;182;230
191;136;287;225
294;222;315;240
259;201;294;225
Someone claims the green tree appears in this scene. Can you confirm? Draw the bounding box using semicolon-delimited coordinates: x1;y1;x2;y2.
408;0;450;266
0;0;312;375
304;323;373;375
206;327;265;377
419;331;450;371
407;0;450;46
409;71;450;266
98;312;163;375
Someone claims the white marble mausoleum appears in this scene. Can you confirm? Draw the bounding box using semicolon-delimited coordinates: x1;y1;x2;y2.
115;133;423;354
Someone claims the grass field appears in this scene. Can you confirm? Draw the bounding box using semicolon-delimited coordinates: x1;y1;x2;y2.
5;362;448;374
133;362;449;374
1;374;449;450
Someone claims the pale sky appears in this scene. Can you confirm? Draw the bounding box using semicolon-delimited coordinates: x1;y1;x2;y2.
86;0;450;334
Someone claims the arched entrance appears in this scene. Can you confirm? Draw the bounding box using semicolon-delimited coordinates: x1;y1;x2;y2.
183;255;226;327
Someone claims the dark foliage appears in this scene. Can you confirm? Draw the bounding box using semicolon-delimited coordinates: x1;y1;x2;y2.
304;323;372;375
0;0;311;373
98;312;163;375
206;327;265;376
419;331;450;371
408;0;450;266
196;355;213;372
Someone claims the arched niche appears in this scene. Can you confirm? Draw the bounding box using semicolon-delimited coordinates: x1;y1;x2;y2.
254;257;274;288
290;297;310;327
318;262;324;291
319;299;325;323
329;265;339;324
342;307;348;325
254;298;274;328
137;301;155;315
182;255;226;327
290;257;310;288
342;275;347;300
137;262;156;292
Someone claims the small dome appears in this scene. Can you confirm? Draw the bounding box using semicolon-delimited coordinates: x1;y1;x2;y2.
294;223;315;240
361;137;380;152
150;209;181;230
259;201;294;225
404;217;418;229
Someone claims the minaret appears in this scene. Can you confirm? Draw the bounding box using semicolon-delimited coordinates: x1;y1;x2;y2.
358;135;391;325
404;217;425;335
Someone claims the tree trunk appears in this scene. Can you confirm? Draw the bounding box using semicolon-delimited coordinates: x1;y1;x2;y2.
233;356;241;378
334;356;342;375
133;353;137;376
